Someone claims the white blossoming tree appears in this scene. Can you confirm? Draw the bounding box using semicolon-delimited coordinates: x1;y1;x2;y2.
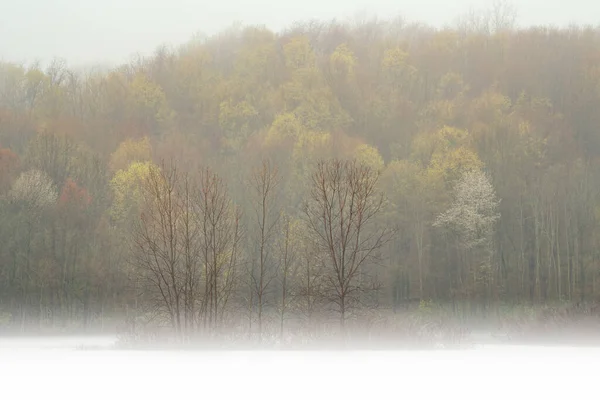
434;170;500;249
10;169;58;213
433;169;500;303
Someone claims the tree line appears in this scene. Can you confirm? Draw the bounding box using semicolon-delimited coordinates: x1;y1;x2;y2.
126;157;392;340
1;7;600;337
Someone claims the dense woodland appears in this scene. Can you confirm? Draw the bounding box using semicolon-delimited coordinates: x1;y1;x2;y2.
2;6;600;341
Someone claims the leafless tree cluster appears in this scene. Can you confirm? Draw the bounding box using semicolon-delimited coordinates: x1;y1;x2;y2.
128;157;391;341
129;161;243;339
454;0;518;35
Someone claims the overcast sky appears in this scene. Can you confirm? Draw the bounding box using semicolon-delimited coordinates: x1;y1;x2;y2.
0;0;598;68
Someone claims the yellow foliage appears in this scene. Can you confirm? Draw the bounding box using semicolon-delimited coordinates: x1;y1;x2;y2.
330;44;357;78
235;28;277;78
381;160;422;201
409;125;483;193
218;99;259;151
109;161;159;224
265;113;303;146
437;72;469;100
413;126;471;162
281;79;352;132
411;125;471;164
382;47;409;71
518;120;532;136
219;100;258;134
424;100;463;124
429;147;483;185
381;47;417;89
470;90;512;121
427;30;459;55
284;36;316;70
109;137;152;173
293;131;332;162
437;126;470;148
129;73;173;124
353;144;384;171
280;39;352;133
381;160;446;223
291;131;333;189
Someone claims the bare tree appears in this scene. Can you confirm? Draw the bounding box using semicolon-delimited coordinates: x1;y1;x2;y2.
129;161;244;340
454;0;517;35
277;213;297;341
247;159;281;340
196;166;243;334
302;159;393;330
489;0;517;33
178;171;202;336
130;161;186;337
295;220;323;332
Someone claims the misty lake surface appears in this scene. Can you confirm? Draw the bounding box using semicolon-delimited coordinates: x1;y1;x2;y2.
0;336;597;399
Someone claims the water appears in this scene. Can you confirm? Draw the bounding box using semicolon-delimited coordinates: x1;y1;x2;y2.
0;336;597;399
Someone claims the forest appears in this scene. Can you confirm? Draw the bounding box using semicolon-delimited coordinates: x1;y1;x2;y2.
2;6;600;345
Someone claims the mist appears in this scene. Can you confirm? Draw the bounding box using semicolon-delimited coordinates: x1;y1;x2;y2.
1;338;594;399
3;3;600;396
2;0;600;67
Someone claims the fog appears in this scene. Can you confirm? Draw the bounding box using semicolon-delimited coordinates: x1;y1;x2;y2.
0;336;596;399
1;0;599;66
4;0;600;381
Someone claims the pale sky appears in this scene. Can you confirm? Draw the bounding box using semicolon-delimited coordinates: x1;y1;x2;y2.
0;0;598;68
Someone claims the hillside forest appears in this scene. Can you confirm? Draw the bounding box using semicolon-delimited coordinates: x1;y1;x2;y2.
2;9;600;342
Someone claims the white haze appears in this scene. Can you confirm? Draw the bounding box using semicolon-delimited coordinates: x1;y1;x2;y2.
1;1;599;394
0;336;596;399
1;0;600;68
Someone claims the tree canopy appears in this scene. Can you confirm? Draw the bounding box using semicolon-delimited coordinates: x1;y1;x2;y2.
1;12;600;339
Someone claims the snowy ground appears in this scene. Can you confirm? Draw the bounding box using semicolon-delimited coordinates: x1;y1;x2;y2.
0;336;597;400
